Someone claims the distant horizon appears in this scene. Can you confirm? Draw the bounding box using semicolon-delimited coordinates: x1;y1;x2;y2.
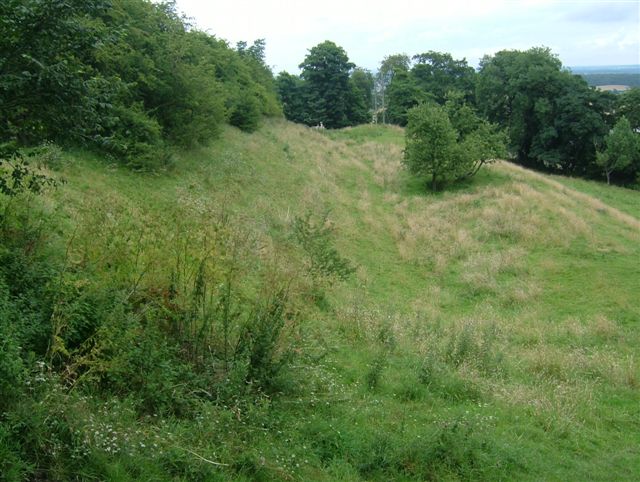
568;64;639;69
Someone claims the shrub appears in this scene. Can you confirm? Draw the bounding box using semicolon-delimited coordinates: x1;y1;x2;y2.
0;152;57;198
236;289;293;392
0;300;25;411
293;211;355;283
91;102;172;171
228;93;263;132
0;154;60;360
365;351;387;391
23;142;67;171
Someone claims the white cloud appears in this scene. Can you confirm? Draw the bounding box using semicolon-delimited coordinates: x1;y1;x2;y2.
174;0;640;71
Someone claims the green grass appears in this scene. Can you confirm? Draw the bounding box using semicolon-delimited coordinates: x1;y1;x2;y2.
548;173;640;218
322;123;405;147
2;119;639;480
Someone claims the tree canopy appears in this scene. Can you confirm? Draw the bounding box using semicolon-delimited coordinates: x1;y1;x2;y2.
277;41;372;128
298;41;355;128
404;103;459;190
0;0;281;169
616;88;640;131
596;117;639;184
403;101;506;190
374;51;476;126
476;47;611;175
411;51;476;104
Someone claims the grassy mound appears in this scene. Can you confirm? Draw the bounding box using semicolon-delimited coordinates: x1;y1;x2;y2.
2;120;639;480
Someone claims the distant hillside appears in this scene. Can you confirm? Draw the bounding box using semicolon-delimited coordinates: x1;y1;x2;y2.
570;65;640;88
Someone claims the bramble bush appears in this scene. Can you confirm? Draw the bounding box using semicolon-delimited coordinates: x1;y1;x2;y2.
0;0;281;170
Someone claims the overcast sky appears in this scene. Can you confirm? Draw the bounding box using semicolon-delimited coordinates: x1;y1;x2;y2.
173;0;640;73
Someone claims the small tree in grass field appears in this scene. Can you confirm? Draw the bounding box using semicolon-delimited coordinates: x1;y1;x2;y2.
596;116;638;185
403;102;506;190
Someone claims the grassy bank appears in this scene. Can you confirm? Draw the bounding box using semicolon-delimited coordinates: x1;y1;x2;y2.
2;119;639;480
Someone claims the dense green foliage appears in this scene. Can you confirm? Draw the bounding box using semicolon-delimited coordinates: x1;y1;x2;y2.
474;47;640;185
476;48;610;174
375;51;475;126
596;117;640;184
373;54;411;124
0;0;280;169
0;137;348;479
276;41;371;128
372;47;638;187
411;51;476;105
616;88;640;130
404;104;459;189
385;69;426;126
299;41;355;129
349;67;375;124
403;100;506;189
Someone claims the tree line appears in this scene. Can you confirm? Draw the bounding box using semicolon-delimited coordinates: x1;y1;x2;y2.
2;4;638;186
0;0;281;169
277;43;640;187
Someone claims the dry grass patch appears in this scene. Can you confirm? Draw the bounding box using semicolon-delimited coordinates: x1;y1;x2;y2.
591;315;619;340
393;202;477;270
366;144;403;189
521;344;631;388
494;377;596;435
388;176;589;272
460;248;526;293
497;161;640;233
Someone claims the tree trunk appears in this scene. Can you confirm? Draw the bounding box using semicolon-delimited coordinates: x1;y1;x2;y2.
431;173;438;191
606;170;611;185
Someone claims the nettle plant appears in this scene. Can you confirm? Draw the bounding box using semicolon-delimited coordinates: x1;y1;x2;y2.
0;151;57;199
292;210;355;308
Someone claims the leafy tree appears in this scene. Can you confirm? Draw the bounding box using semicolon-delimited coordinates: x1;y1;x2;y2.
457;121;507;179
404;101;506;190
277;41;369;128
403;103;459;190
616;88;640;131
596;117;638;184
350;68;374;123
235;38;282;119
445;92;507;178
376;51;475;126
544;76;612;173
237;38;266;63
98;4;230;145
276;72;308;124
386;70;424;126
299;41;355;128
378;54;411;82
411;51;476;105
444;91;482;136
477;48;561;164
0;0;111;145
476;47;608;174
0;0;282;168
374;54;411;123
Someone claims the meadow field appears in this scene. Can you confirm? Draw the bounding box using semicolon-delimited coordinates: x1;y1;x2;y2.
2;120;639;480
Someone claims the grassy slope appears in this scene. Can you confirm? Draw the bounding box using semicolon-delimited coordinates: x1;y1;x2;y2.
50;120;639;480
